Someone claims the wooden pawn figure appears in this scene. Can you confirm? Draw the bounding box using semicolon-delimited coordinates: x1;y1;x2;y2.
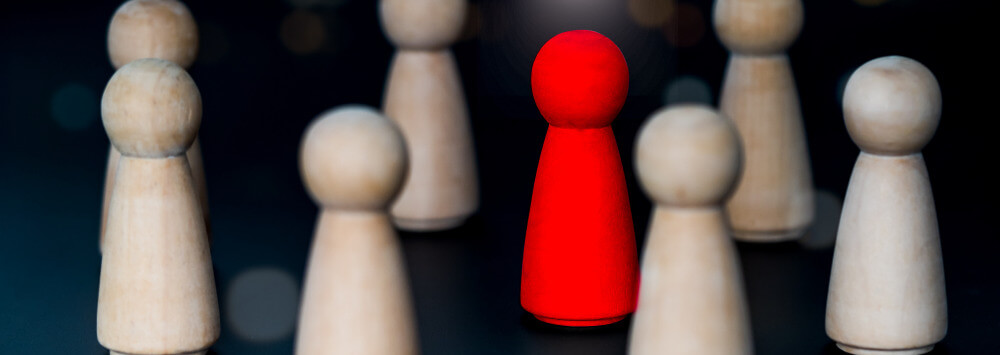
378;0;479;231
629;105;752;355
713;0;814;242
826;56;946;355
98;58;218;355
521;30;638;327
295;106;419;355
101;0;209;252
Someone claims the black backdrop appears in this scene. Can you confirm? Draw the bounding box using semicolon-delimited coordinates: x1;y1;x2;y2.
0;0;996;354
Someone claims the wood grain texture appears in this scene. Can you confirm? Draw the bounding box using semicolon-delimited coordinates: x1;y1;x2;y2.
630;208;752;355
101;0;207;252
295;211;418;355
629;105;751;355
714;0;803;55
98;157;218;355
826;154;945;354
382;50;478;231
97;59;217;355
715;0;813;242
107;0;198;71
295;106;418;355
826;56;945;355
719;55;813;241
101;139;208;251
379;0;465;50
379;0;477;231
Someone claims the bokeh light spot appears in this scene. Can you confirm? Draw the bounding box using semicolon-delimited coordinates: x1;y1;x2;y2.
281;10;326;55
628;0;675;28
51;83;98;131
799;189;842;250
663;75;712;105
662;3;705;48
225;267;299;342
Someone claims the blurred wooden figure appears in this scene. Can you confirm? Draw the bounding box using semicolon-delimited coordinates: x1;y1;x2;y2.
379;0;479;231
101;0;209;252
826;56;946;355
714;0;814;242
296;106;419;355
98;59;218;355
629;105;752;355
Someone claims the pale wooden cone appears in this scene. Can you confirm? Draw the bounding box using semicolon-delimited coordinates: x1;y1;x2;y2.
826;153;946;353
100;137;209;251
98;156;219;355
629;207;752;355
721;54;814;242
382;50;478;231
295;210;419;355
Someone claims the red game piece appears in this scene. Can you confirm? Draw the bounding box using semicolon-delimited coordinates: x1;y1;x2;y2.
521;30;639;327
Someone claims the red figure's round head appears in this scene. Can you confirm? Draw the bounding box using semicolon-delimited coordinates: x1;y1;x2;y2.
531;30;629;129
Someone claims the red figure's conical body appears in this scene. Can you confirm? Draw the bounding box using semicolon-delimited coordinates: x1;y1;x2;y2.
521;30;639;327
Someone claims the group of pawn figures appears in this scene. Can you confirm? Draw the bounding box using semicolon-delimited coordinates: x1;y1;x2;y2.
95;0;946;355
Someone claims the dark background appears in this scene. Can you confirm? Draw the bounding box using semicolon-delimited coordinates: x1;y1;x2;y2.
0;0;996;354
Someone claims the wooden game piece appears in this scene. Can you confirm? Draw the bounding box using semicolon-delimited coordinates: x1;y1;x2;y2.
97;58;218;355
295;106;419;355
379;0;479;231
713;0;814;242
107;0;198;69
101;0;209;252
826;56;946;355
628;105;752;355
521;30;639;327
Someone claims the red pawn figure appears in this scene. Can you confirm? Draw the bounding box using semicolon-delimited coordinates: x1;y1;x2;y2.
521;30;639;327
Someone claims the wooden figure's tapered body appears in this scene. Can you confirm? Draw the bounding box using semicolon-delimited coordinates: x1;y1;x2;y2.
98;58;218;355
719;55;813;241
100;0;208;252
101;139;208;250
630;208;751;355
379;0;478;231
99;156;219;355
714;0;814;242
295;106;418;355
382;50;478;231
296;211;418;355
827;154;945;354
826;56;946;355
629;105;751;355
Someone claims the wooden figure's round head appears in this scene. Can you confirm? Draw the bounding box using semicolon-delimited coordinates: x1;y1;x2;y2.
108;0;198;69
713;0;803;55
102;58;202;158
843;56;941;155
300;106;409;210
379;0;467;50
635;105;742;207
531;30;629;129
